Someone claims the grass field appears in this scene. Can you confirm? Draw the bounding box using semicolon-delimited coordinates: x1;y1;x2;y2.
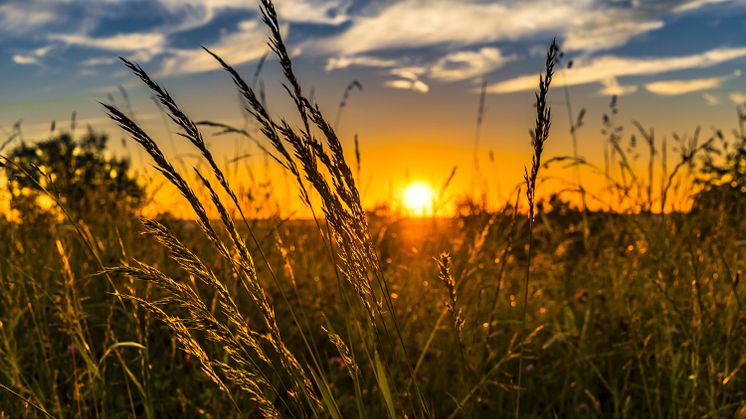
1;0;746;417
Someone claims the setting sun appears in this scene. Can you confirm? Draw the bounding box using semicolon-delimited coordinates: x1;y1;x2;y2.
402;182;434;216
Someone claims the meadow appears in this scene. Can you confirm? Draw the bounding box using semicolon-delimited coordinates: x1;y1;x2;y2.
1;0;746;417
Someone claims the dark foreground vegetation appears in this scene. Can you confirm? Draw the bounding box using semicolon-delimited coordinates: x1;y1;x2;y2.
1;1;746;417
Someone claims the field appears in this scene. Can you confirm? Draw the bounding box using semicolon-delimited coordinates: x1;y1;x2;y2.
1;1;746;417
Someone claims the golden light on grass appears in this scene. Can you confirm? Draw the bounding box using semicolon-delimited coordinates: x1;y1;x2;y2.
402;182;433;216
3;0;742;416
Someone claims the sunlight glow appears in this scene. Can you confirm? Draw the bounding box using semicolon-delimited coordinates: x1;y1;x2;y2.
402;182;433;216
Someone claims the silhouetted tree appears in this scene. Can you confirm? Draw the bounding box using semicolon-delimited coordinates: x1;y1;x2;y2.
3;129;144;221
693;107;746;221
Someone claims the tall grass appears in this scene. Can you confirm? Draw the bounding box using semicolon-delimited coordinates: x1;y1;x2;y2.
100;0;428;415
516;38;558;417
0;0;745;417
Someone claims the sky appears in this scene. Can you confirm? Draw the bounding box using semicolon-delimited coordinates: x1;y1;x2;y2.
1;0;746;215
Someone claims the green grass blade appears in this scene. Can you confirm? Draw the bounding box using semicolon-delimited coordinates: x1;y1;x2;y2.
373;351;396;419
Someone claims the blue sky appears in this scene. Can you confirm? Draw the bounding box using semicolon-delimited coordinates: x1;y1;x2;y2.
2;0;746;210
2;0;745;99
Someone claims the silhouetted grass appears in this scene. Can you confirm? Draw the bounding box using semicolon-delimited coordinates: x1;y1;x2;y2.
0;0;745;417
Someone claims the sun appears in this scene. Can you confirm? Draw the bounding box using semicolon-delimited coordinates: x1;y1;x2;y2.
402;182;434;216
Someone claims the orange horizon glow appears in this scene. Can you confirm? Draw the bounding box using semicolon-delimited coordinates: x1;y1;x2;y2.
0;131;708;221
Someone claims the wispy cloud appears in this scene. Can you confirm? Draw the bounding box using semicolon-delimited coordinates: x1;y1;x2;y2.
269;0;350;25
487;47;746;94
11;45;55;66
0;3;56;35
3;0;746;90
730;92;746;105
159;20;268;76
599;78;638;96
644;71;741;95
563;16;662;52
703;93;720;106
320;0;732;57
12;55;39;65
327;47;511;91
50;32;166;54
82;57;118;66
4;0;348;71
385;79;429;94
429;47;511;82
325;55;401;71
385;66;429;93
673;0;731;13
390;66;426;80
323;0;574;55
156;0;351;26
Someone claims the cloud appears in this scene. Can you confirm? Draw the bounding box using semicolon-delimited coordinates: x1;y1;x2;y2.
322;0;571;55
0;3;55;35
325;55;401;71
487;47;746;94
156;0;351;26
13;55;39;65
429;47;511;81
385;66;429;93
319;0;724;56
33;45;54;57
385;79;429;94
82;57;118;66
9;1;320;76
390;66;426;80
159;20;268;76
326;47;511;85
269;0;350;25
673;0;731;13
703;93;720;106
11;45;55;66
563;16;663;51
13;45;54;65
5;0;746;87
50;32;166;53
599;78;638;96
644;71;741;95
730;92;746;105
48;32;167;64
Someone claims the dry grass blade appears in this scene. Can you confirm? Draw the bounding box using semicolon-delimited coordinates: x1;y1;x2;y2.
437;253;464;335
517;38;559;417
334;80;363;130
103;59;322;414
205;2;429;412
524;39;559;219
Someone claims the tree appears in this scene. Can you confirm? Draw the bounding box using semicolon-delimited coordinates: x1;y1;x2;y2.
3;129;144;221
693;107;746;221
